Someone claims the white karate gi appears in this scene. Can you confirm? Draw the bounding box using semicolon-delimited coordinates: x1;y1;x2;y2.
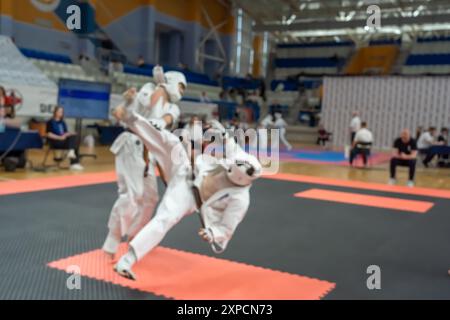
274;116;292;151
124;112;258;260
103;83;180;254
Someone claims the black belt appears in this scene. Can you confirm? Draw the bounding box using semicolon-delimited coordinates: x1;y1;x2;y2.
192;185;203;212
125;129;149;177
191;170;204;218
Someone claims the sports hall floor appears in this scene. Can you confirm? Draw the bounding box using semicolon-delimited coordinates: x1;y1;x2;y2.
1;146;450;300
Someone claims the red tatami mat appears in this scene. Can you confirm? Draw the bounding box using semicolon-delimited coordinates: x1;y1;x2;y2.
47;244;335;300
0;171;117;196
295;189;434;213
3;170;448;201
264;173;450;199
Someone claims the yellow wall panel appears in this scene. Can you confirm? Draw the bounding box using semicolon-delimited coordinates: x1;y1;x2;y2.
92;0;234;35
252;35;262;77
0;0;14;16
346;45;399;75
197;0;234;34
1;0;67;31
1;0;234;35
90;0;148;26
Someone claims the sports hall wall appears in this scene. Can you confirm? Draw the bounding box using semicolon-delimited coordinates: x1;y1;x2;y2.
0;0;234;72
322;76;450;149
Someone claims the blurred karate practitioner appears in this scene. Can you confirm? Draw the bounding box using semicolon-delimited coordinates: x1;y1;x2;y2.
258;113;274;153
102;66;187;259
111;102;262;280
274;112;292;151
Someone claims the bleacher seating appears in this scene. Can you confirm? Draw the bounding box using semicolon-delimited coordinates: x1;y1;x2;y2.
0;36;55;88
19;48;72;64
369;39;402;46
31;59;96;83
402;37;450;75
266;90;299;107
0;45;101;84
123;64;219;87
275;41;353;78
111;71;222;101
222;76;262;90
270;79;322;91
2;37;254;122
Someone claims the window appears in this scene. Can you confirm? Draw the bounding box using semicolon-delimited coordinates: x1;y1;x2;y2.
234;8;254;76
261;32;270;77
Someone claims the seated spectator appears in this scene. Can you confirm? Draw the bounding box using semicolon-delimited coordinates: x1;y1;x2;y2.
438;127;449;145
178;62;189;71
389;129;417;187
199;92;211;103
4;90;21;119
1;105;24;168
349;122;373;167
137;55;145;68
418;127;440;167
0;105;20;131
108;60;124;75
46;106;84;171
317;124;331;147
437;127;449;166
0;105;6;133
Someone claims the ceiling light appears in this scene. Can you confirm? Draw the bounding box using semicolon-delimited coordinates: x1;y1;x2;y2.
286;14;297;25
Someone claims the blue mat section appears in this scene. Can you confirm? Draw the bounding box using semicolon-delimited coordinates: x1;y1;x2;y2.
282;150;346;162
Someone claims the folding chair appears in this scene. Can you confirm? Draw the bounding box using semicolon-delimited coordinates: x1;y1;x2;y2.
40;138;71;171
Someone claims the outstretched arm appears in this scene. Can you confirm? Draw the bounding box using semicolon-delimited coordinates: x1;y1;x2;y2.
199;195;250;253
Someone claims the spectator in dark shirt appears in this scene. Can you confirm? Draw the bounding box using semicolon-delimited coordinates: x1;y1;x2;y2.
389;129;417;187
437;127;449;165
438;127;449;145
46;106;84;171
317;124;331;147
137;55;145;68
